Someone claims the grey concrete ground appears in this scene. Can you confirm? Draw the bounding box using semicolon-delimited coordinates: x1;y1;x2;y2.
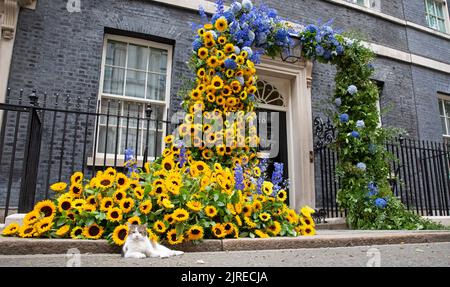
0;242;449;267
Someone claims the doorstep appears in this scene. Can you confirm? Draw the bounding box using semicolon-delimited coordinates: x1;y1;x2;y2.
1;230;449;255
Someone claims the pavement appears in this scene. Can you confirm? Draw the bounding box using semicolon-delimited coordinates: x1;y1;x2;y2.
0;242;449;267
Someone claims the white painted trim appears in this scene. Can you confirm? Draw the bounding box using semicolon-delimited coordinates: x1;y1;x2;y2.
149;0;450;75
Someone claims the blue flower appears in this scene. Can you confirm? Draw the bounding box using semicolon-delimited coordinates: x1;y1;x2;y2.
335;97;342;107
305;24;317;33
315;45;325;56
356;120;365;128
247;30;255;42
237;76;245;85
124;149;138;175
224;58;237;70
368;143;376;154
271;162;284;186
350;131;360;138
234;165;245;191
339;113;349;123
347;85;358;95
356;162;367;171
367;182;378;196
336;45;344;55
242;46;253;57
231;2;242;14
234;46;241;54
242;0;253;11
192;39;202;52
374;198;387;209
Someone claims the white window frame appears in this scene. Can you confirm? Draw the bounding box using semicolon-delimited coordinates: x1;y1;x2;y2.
425;0;450;33
438;94;450;139
345;0;370;8
90;34;173;166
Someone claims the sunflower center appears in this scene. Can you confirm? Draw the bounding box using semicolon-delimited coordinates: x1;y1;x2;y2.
118;229;127;240
164;163;172;170
118;178;125;185
61;201;71;210
25;227;34;234
100;179;111;186
75;229;82;236
214;229;221;235
224;224;231;230
116;194;123;201
111;211;119;218
191;229;200;235
89;226;100;236
123;202;130;209
73;186;81;194
41;206;53;217
171;234;177;241
105;201;112;208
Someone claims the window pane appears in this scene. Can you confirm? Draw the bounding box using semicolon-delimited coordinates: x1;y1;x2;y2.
429;15;438;29
435;2;444;17
444;100;450;116
100;99;120;125
121;128;143;156
426;0;435;14
98;126;118;154
125;70;146;99
143;130;163;158
437;19;446;32
357;0;365;6
439;99;444;116
106;40;127;67
148;48;168;74
127;44;148;71
147;74;166;101
103;67;125;95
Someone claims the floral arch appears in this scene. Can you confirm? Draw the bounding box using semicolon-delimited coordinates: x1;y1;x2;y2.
2;0;439;244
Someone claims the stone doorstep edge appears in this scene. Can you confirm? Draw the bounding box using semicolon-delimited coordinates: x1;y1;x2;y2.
1;231;450;255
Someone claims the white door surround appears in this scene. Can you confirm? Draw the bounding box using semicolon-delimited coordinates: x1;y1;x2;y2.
256;56;315;211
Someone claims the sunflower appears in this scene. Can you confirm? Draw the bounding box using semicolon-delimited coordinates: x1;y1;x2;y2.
267;221;281;236
242;204;253;217
66;211;76;222
82;223;104;240
211;76;224;90
106;207;123;222
204;205;217;218
244;216;257;228
104;167;117;177
301;225;316;236
198;47;209;60
23;210;40;225
147;228;159;242
97;173;115;189
262;181;274;196
112;224;128;246
277;190;287;202
166;229;184;245
211;223;226;238
161;157;175;171
36;217;54;235
259;212;271;222
18;225;35;238
164;214;176;226
153;220;167;233
300;206;315;218
224;43;234;54
119;198;134;213
300;216;315;227
35;200;56;218
115;172;129;190
69;183;83;198
253;166;261;177
173;208;189;222
223;222;234;235
68;226;83;239
252;200;262;212
100;197;114;211
186;200;202;212
56;225;71;237
139;200;152;215
50;182;67;192
83;204;96;212
162;198;175;209
2;223;20;236
133;186;145;200
113;190;126;204
207;56;219;68
254;230;270;238
187;225;204;241
127;216;141;225
72;199;86;211
151;183;167;196
71;171;83;184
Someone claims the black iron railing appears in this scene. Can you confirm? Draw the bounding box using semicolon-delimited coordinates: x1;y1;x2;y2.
0;89;176;222
314;138;450;218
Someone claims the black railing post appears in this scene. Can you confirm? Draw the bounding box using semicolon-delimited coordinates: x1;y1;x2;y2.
18;90;42;212
143;105;152;168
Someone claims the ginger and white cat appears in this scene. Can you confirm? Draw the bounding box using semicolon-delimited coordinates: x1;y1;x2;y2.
122;223;184;259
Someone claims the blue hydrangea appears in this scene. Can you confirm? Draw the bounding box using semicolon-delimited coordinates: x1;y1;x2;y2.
336;45;344;55
224;58;237;70
335;97;342;107
356;120;365;128
367;182;378;196
340;113;349;123
231;2;242;14
350;131;360;138
242;46;253;57
234;46;241;54
237;76;245;85
315;45;325;56
356;162;367;171
347;85;358;95
305;24;317;33
375;198;387;209
192;39;202;51
242;0;253;11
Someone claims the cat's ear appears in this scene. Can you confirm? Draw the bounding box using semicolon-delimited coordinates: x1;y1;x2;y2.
142;223;148;228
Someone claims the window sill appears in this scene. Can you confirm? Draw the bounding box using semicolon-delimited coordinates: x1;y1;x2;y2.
87;156;156;167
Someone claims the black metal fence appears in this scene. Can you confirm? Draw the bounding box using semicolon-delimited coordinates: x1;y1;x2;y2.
0;89;175;222
315;138;450;218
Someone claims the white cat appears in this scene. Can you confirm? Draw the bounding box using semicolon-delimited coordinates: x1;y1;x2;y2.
122;223;184;259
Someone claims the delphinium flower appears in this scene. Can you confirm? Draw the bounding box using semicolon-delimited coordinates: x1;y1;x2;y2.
339;113;349;123
356;162;367;171
271;162;284;196
177;140;187;168
234;165;245;191
356;120;365;128
374;198;387;209
367;182;378;196
124;149;138;175
347;85;358;95
350;131;360;139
